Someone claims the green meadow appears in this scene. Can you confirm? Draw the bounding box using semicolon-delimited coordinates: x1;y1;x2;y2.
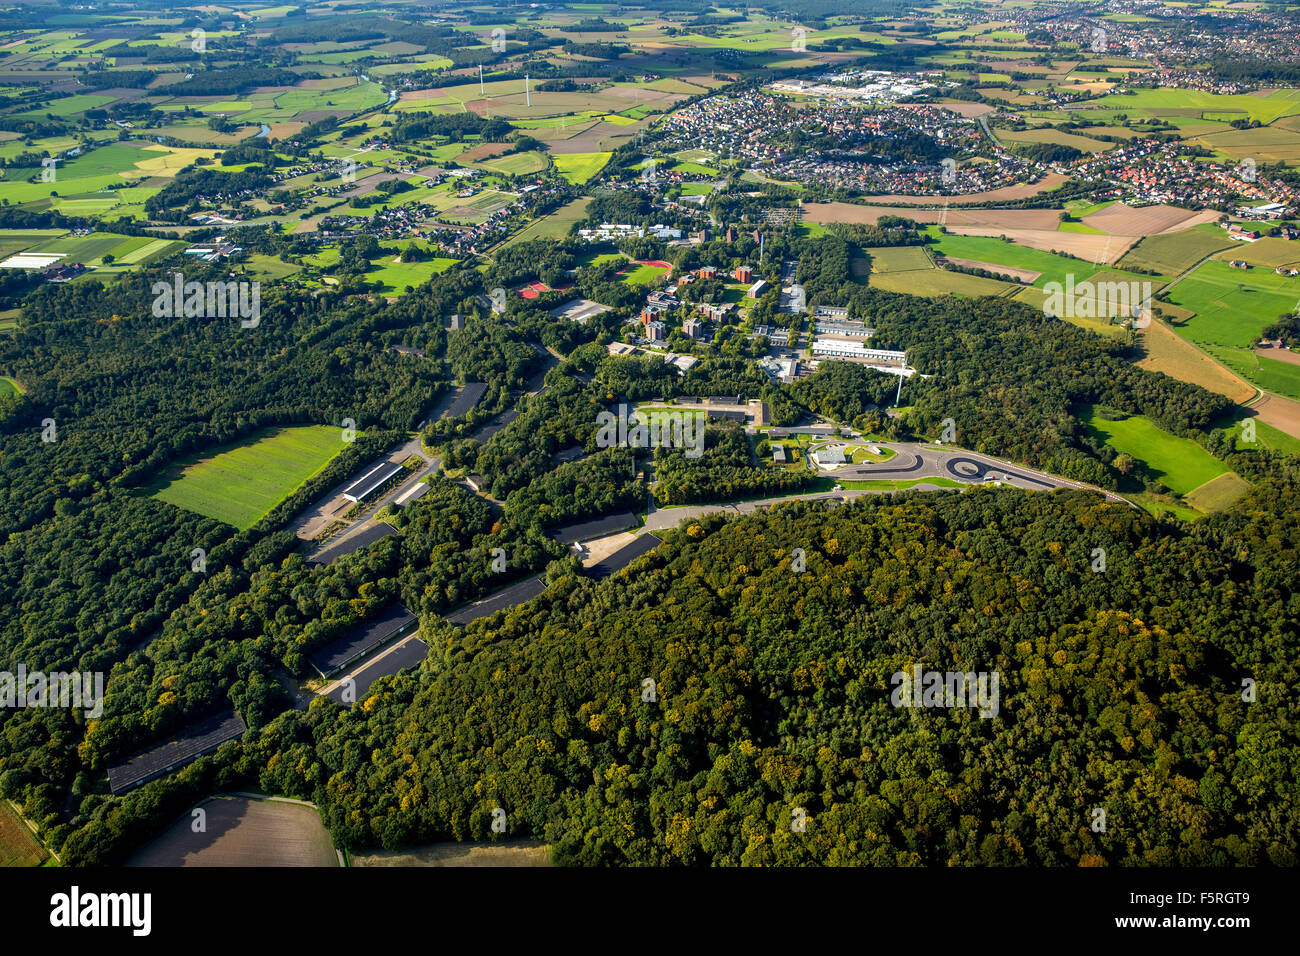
151;425;348;530
1082;407;1229;496
1165;260;1300;348
553;152;611;184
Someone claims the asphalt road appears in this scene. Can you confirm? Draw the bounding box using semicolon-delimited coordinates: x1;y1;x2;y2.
641;441;1125;534
829;442;1084;492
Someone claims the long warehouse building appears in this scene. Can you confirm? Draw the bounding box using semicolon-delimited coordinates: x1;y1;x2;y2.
342;460;405;503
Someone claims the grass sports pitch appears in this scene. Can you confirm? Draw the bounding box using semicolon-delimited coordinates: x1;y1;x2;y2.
151;425;347;529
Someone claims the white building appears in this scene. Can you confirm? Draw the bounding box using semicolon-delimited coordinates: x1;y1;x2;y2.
811;446;847;469
812;337;906;362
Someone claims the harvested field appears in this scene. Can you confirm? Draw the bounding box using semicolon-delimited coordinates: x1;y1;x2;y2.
1157;210;1221;234
1082;202;1204;235
351;838;549;867
855;173;1069;205
1000;127;1113;154
802;203;1063;230
127;796;337;867
294;109;351;123
1137;319;1256;403
947;227;1138;264
942;255;1040;283
1251;392;1300;439
458;142;512;163
548;121;645;153
1185;472;1253;513
1256;346;1300;368
267;121;306;139
338;171;405;200
932;101;995;116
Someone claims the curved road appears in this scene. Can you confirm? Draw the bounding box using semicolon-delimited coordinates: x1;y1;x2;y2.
641;442;1127;533
829;442;1120;499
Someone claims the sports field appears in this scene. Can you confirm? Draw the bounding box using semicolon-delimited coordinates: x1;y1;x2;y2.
151;425;348;529
1082;407;1229;495
369;255;457;293
618;262;670;285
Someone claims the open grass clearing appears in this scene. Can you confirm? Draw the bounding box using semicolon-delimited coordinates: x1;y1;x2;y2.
1082;406;1229;495
149;425;348;530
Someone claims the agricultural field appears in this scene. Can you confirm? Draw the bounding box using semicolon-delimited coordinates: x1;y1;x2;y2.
149;425;348;530
553;151;611;184
1087;88;1300;126
1206;346;1300;402
863;245;933;273
499;197;591;249
923;227;1097;288
0;802;47;867
869;265;1017;298
352;838;549;867
2;0;1300;899
1164;260;1300;348
1183;472;1253;513
127;797;337;867
1136;319;1256;404
999;126;1114;154
1119;225;1238;276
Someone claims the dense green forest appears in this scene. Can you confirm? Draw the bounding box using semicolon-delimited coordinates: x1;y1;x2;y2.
0;221;1292;867
53;483;1300;865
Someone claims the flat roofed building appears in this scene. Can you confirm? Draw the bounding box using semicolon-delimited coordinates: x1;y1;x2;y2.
107;711;247;795
308;604;418;678
812;337;906;362
342;461;405;503
814;318;873;337
812;446;847;468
